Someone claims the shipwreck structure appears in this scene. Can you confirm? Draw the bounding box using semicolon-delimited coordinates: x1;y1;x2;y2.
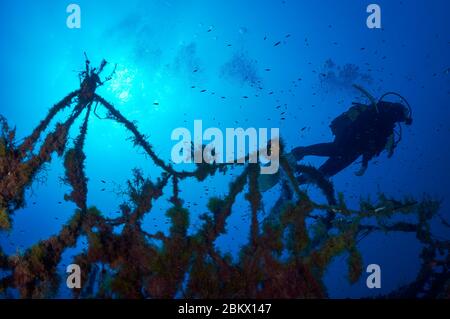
0;56;449;298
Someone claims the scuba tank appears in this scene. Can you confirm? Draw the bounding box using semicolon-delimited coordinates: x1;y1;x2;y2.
330;85;412;150
330;84;377;137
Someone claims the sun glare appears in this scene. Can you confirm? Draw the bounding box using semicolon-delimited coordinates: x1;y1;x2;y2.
107;65;136;103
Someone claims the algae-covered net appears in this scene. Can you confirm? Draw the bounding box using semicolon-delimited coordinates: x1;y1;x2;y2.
0;58;449;299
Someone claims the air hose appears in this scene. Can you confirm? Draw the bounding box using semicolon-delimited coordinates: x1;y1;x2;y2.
353;84;379;112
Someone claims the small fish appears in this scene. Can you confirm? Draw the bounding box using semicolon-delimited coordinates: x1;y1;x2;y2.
193;69;198;73
301;126;307;131
285;34;291;38
153;102;159;106
101;188;106;192
200;89;207;93
191;86;196;88
101;180;106;184
243;96;249;99
274;41;281;47
265;68;271;71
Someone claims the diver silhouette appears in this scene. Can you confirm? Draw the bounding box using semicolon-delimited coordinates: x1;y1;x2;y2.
291;97;412;180
259;88;413;193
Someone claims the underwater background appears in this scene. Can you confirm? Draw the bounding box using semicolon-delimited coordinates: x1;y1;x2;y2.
0;0;449;298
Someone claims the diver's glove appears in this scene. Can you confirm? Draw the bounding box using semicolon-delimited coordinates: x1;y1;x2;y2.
355;153;371;177
354;165;367;177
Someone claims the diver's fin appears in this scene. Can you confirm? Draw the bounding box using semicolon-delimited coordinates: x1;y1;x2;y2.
258;171;281;192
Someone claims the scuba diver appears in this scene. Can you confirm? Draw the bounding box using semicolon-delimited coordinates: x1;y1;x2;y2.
259;86;413;192
293;92;412;178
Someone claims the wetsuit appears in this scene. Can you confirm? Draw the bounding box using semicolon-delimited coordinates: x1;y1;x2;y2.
292;101;408;178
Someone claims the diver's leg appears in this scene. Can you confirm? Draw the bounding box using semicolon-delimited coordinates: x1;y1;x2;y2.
318;153;360;178
291;143;338;160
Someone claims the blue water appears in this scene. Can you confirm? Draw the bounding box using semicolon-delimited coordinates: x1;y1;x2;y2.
0;0;449;298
